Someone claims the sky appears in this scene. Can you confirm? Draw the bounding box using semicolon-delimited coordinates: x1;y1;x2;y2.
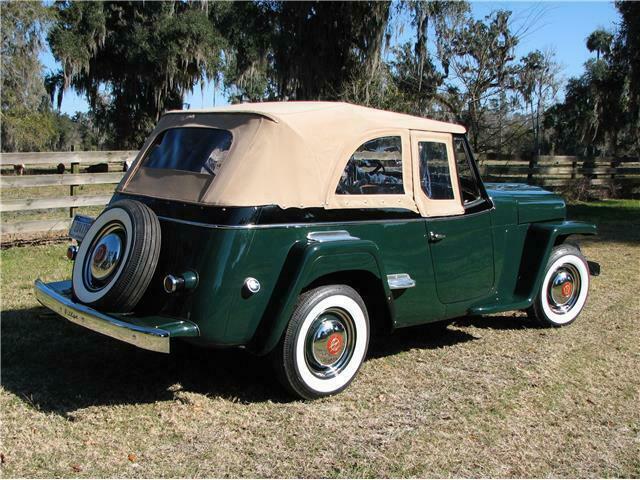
41;1;621;116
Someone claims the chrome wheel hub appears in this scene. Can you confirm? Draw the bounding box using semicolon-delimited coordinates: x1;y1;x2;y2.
305;308;355;379
548;264;581;314
84;223;125;290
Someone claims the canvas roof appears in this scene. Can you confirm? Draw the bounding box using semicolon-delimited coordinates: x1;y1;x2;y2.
119;102;466;212
171;101;466;135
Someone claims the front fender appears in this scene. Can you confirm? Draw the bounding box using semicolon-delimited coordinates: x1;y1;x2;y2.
516;220;597;302
249;238;391;355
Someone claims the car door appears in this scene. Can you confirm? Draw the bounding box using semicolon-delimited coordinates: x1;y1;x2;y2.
411;130;495;304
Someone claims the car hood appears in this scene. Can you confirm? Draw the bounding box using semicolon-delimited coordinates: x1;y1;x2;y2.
485;183;566;224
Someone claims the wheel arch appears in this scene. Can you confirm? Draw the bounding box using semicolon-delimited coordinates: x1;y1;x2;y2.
248;238;393;355
303;269;393;338
515;221;597;304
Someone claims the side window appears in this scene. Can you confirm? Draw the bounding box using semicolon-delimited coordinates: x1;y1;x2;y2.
453;136;483;204
418;141;454;199
336;136;404;195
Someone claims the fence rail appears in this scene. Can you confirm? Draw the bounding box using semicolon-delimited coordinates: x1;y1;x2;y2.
1;151;133;238
478;156;640;194
1;151;638;239
0;151;137;167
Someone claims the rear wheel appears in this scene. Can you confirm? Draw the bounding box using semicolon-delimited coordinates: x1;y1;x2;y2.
72;199;161;312
528;244;590;327
273;285;370;400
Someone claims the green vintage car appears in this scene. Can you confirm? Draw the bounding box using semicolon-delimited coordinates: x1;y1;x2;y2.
35;102;600;399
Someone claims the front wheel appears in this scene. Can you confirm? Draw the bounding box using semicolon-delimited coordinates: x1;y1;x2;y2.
528;244;591;327
273;285;370;400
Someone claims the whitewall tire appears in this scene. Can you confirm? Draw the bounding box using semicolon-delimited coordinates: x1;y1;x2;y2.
528;244;590;327
72;199;161;312
274;284;370;399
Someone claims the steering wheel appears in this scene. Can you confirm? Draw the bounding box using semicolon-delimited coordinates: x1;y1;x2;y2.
371;160;386;175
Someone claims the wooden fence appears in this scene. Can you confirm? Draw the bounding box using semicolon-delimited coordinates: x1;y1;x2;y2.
478;155;640;192
1;151;638;238
0;151;136;236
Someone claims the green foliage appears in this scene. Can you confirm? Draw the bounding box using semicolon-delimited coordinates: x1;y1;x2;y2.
0;0;58;152
47;1;226;149
438;10;519;151
515;50;561;155
548;2;639;157
221;1;391;102
3;0;636;161
586;29;613;61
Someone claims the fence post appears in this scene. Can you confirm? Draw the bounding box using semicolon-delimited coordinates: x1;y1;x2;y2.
527;155;537;184
69;161;79;218
571;158;577;179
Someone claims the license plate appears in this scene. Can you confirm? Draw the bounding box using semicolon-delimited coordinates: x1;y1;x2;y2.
69;215;94;242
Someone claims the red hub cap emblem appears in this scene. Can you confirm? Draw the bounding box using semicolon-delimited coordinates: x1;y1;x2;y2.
561;282;573;298
94;244;107;263
326;333;343;356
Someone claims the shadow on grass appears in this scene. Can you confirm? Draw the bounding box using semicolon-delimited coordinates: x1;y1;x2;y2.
0;307;517;414
1;307;286;415
0;301;580;416
367;321;479;360
453;314;541;331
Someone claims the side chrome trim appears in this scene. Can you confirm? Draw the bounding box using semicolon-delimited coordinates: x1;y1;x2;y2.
387;273;416;290
34;279;171;354
157;215;424;230
156;208;494;231
307;230;359;243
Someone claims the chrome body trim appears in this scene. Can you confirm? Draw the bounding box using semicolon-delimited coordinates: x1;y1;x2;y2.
157;215;422;230
156;208;494;231
163;274;183;293
387;273;416;290
244;277;261;294
34;279;171;353
306;230;360;242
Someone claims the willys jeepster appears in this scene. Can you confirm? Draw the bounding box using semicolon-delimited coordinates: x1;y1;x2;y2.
35;102;600;399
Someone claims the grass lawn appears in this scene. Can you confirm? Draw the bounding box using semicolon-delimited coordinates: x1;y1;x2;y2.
0;200;639;477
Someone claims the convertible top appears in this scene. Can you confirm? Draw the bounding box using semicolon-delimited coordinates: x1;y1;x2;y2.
170;102;466;135
119;102;466;212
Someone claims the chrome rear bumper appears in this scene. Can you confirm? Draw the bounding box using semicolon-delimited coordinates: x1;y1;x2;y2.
35;279;171;353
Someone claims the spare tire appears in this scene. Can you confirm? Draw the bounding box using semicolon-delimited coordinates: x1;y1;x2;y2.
72;199;161;312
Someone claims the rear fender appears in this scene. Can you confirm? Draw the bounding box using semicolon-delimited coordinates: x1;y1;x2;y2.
250;238;392;355
515;221;597;302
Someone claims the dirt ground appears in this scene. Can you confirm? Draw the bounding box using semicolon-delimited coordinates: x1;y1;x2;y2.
1;200;638;478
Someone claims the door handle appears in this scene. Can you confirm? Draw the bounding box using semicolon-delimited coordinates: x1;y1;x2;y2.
428;231;446;243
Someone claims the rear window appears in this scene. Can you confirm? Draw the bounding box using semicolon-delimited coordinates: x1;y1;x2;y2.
143;127;232;175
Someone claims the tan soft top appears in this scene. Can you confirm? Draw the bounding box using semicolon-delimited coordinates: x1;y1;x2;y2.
120;102;466;212
175;102;465;135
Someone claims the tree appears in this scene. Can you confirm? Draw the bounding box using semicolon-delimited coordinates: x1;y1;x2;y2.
548;8;638;157
615;1;640;154
221;1;391;103
586;29;613;61
0;1;58;152
435;10;519;152
515;50;561;155
382;1;468;117
47;1;226;149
